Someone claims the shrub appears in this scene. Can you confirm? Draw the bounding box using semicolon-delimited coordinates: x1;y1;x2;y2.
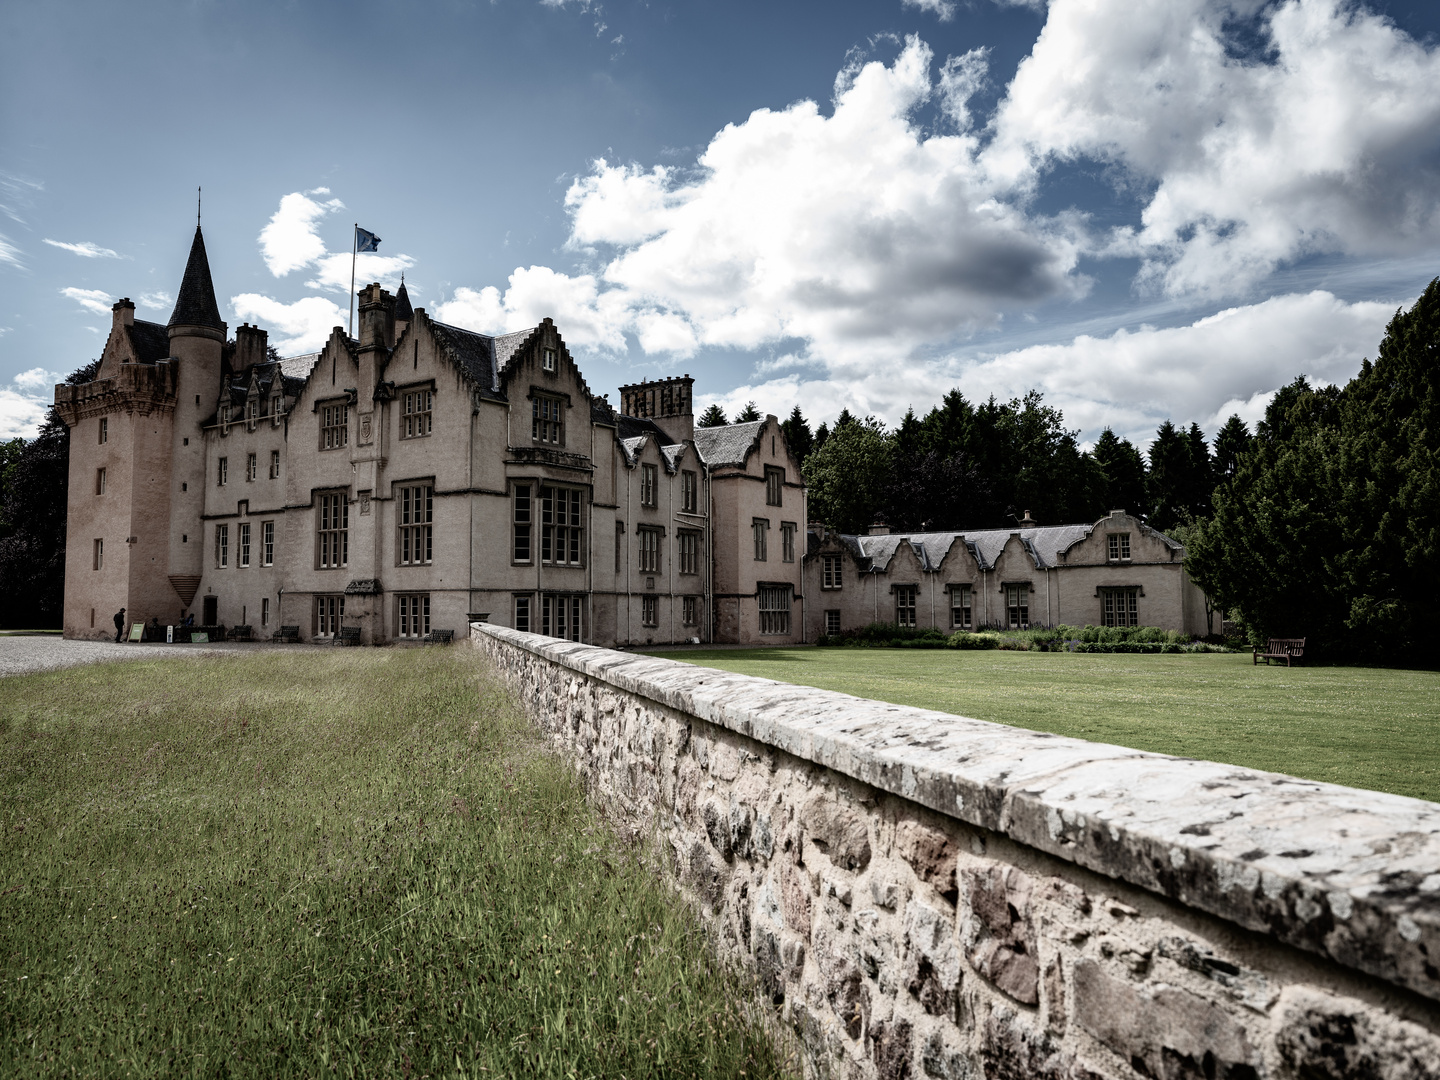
946;631;1001;650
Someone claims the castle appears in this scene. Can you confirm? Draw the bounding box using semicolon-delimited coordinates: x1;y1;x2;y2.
54;225;807;645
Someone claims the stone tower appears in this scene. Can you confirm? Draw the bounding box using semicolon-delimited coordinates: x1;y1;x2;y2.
618;374;695;444
53;225;226;637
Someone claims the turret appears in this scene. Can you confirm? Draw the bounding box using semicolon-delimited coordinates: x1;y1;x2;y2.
393;276;413;344
619;374;695;444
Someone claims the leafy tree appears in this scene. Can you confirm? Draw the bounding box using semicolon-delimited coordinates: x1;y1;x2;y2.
697;403;728;428
1212;415;1253;481
734;401;762;422
1091;428;1147;515
780;405;813;464
0;360;97;628
802;415;891;534
0;437;26;538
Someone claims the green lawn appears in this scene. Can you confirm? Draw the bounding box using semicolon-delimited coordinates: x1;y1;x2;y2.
1;650;788;1079
648;648;1440;803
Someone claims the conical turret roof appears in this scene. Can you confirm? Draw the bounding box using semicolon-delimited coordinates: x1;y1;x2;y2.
394;277;413;321
168;226;224;330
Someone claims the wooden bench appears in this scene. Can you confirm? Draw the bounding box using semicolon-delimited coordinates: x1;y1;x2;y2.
229;624;252;642
333;626;362;647
271;625;300;643
1254;637;1305;666
423;629;455;645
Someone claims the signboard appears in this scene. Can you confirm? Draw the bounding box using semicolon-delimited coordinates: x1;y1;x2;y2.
128;622;145;642
166;625;174;643
191;632;209;643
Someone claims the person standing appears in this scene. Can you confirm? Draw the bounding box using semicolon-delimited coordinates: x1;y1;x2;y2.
113;607;126;643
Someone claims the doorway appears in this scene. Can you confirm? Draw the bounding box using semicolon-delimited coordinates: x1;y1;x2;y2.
203;596;218;625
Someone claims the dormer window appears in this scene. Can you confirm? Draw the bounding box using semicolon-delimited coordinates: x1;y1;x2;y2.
245;399;258;427
542;347;557;373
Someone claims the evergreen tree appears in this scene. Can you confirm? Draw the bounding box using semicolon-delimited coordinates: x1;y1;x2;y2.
812;421;830;456
1146;421;1193;531
1091;428;1147;515
834;407;856;429
1212;415;1253;481
802;416;891;534
734;401;762;422
780;405;814;464
1181;422;1215;520
697;403;728;428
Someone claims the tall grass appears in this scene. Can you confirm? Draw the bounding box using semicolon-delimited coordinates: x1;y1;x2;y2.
0;649;789;1079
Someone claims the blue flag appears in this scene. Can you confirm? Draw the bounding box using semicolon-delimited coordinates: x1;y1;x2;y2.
355;226;380;253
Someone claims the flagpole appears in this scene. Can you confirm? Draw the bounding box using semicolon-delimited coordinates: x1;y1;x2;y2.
348;223;357;339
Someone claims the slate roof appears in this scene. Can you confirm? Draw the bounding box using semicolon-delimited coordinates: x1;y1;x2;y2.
394;280;413;321
429;320;502;396
278;352;319;380
128;320;170;363
618;436;647;466
692;420;765;467
168;227;224;330
661;443;686;471
615;415;669;442
835;522;1154;573
493;329;532;373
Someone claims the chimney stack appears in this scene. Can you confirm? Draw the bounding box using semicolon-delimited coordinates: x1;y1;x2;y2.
618;374;695;444
234;323;269;373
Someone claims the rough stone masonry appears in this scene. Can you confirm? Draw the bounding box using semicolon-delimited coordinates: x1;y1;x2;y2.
469;623;1440;1080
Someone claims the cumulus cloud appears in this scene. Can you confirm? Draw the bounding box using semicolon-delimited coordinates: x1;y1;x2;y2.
60;287;111;315
902;0;956;21
43;239;121;258
434;266;632;353
0;369;63;439
256;190;413;292
558;35;1081;364
139;290;172;310
988;0;1440;298
230;293;346;353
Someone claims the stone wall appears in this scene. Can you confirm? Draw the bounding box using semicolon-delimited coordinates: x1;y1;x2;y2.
469;623;1440;1080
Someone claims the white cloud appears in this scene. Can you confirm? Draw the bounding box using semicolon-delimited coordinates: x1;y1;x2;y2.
556;35;1081;365
43;239;121;259
230;293;347;353
60;287;111;315
902;0;955;21
304;250;414;294
13;367;62;392
139;290;172;310
434;266;632;353
259;191;345;276
0;368;60;439
0;232;22;268
988;0;1440;298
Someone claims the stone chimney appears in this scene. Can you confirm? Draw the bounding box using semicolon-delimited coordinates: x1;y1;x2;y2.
357;282;395;353
868;523;891;536
618;374;694;444
111;299;135;359
1020;510;1037;528
233;323;268;373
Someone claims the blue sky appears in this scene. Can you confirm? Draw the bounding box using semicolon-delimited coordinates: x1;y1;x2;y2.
3;0;1440;448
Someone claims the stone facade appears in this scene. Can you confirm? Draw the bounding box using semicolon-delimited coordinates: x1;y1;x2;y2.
471;622;1440;1080
53;225;806;646
805;513;1213;639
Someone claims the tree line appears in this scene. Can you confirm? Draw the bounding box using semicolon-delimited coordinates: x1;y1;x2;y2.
702;390;1252;539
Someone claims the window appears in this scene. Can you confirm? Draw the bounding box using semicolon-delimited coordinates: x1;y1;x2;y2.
781;522;796;563
239;522;251;568
315;594;344;636
895;585;917;628
540;486;583;566
513;484;532;563
758;586;792;636
822;554;843;589
678;531;699;575
402;389;433;439
245;399;258;426
825;609;841;636
1108;533;1132;562
93;538;103;571
261;521;275;566
542;347;557;372
95;468;106;495
681;470;698;513
682;596;697;626
640;463;657;507
398;484;434;565
765;466;784;506
216;524;229;568
638;527;661;573
217;457;228;486
221;404;232;430
950;585;972;629
642;594;658;627
246;453;257;482
261;598;270;628
398;594;431;639
318;492;348;568
514;594;532;633
1005;584;1030;629
1103;587;1139;628
321;402;348;449
98;417;107;444
752;518;769;561
543;595;582;641
270;450;281;479
532;394;564;444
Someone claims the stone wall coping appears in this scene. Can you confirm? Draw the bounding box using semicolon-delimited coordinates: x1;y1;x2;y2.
473;622;1440;1003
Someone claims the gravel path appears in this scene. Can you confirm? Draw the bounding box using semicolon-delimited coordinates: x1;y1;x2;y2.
0;635;270;678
